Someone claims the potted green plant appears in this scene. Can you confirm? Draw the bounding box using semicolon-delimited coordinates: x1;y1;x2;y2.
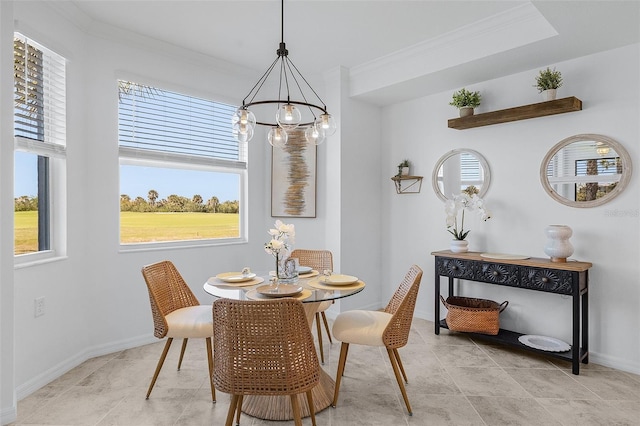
534;67;563;101
397;159;410;176
449;88;481;117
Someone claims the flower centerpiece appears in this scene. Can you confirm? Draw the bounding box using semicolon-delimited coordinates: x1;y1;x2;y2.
445;185;491;252
264;220;295;281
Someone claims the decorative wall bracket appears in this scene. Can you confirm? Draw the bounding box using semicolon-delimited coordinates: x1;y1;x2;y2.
391;175;423;194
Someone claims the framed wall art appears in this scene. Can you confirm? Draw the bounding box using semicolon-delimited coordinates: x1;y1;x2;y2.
271;130;317;217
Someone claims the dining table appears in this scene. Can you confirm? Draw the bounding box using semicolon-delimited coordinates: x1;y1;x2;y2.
203;269;366;421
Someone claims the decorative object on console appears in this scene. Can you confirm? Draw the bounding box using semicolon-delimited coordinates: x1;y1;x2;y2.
543;225;574;263
440;295;508;335
445;185;491;252
449;88;481;117
534;67;563;101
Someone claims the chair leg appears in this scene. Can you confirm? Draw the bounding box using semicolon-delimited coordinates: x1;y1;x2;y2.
290;394;303;426
206;337;216;402
146;338;173;399
393;348;408;383
321;312;332;344
315;312;325;364
225;394;239;426
332;342;349;408
177;338;188;370
306;390;317;426
387;348;412;416
235;395;243;426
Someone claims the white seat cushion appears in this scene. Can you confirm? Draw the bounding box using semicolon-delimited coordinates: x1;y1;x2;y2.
165;305;213;338
332;310;392;347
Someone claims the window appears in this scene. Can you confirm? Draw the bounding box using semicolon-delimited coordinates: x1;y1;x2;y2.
14;33;66;260
118;80;246;247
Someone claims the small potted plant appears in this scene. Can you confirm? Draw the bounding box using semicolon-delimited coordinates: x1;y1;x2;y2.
534;67;563;101
397;159;410;176
449;88;482;117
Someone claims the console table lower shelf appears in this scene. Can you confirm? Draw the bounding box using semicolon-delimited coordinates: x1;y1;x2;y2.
438;319;588;365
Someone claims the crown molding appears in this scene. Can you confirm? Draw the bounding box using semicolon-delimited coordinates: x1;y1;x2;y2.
349;2;558;98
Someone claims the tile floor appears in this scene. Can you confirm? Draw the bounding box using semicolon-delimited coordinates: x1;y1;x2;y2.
9;318;640;426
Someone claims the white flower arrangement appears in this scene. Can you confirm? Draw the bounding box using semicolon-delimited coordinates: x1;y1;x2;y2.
264;219;295;259
445;186;491;241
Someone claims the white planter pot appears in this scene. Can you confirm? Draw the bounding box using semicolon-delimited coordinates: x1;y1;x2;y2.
459;107;474;117
450;240;469;253
542;89;557;101
401;167;409;176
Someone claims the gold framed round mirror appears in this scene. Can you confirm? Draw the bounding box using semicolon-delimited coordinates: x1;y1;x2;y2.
540;134;632;208
432;149;491;202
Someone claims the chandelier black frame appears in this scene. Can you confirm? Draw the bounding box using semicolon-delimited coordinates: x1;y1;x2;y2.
233;0;336;145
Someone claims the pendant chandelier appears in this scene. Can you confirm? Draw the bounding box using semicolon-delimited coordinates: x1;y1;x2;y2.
232;0;336;147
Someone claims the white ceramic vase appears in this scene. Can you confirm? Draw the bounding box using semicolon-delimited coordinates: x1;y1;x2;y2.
450;240;469;253
543;225;574;262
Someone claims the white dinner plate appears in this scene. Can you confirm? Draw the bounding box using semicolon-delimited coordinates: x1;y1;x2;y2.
216;272;257;283
321;274;359;286
298;266;313;274
518;335;571;352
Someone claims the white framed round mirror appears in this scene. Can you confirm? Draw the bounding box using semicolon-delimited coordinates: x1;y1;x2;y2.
540;134;632;208
432;149;491;202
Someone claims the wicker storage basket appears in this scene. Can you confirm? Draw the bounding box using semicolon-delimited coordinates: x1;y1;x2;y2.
440;295;508;335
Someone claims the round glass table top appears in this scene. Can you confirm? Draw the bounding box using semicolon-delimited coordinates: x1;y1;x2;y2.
203;272;365;303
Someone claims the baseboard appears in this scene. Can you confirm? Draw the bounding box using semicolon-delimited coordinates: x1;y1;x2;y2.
15;333;157;401
1;405;17;426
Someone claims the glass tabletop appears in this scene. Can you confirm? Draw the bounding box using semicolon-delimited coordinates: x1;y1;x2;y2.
203;272;365;303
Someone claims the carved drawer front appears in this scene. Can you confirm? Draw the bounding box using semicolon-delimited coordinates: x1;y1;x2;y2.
521;268;573;294
436;258;475;279
479;263;520;286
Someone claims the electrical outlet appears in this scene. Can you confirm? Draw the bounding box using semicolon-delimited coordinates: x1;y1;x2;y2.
34;297;45;317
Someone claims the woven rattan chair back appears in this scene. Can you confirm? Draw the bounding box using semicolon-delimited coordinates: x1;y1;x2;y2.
382;265;423;349
213;298;320;395
142;260;200;339
140;260;215;402
290;249;334;364
290;249;333;272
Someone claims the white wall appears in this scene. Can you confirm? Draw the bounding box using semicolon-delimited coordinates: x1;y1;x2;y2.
6;2;335;418
382;43;640;374
0;1;16;422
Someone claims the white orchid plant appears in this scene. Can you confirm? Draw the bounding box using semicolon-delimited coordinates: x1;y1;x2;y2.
264;220;295;262
445;186;491;241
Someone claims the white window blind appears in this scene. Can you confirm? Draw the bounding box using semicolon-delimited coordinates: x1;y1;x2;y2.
118;81;246;167
14;33;66;148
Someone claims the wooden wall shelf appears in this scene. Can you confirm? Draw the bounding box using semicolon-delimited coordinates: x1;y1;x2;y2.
448;96;582;130
391;175;423;194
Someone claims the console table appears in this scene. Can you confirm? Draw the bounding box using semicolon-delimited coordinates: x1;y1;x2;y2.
432;250;592;374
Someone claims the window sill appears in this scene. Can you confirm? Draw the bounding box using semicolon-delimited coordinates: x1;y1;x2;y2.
119;237;247;253
15;253;69;269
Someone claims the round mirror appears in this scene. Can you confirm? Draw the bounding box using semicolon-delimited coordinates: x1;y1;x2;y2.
540;134;632;208
432;149;491;201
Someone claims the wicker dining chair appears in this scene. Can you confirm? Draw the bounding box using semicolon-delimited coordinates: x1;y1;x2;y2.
141;260;215;401
290;249;334;364
331;265;423;415
213;298;321;426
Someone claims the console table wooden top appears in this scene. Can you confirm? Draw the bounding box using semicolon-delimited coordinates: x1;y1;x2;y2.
431;250;592;272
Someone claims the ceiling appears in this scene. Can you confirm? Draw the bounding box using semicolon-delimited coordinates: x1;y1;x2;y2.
60;1;640;105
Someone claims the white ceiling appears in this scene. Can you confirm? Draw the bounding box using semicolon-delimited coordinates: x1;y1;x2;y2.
61;1;640;105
